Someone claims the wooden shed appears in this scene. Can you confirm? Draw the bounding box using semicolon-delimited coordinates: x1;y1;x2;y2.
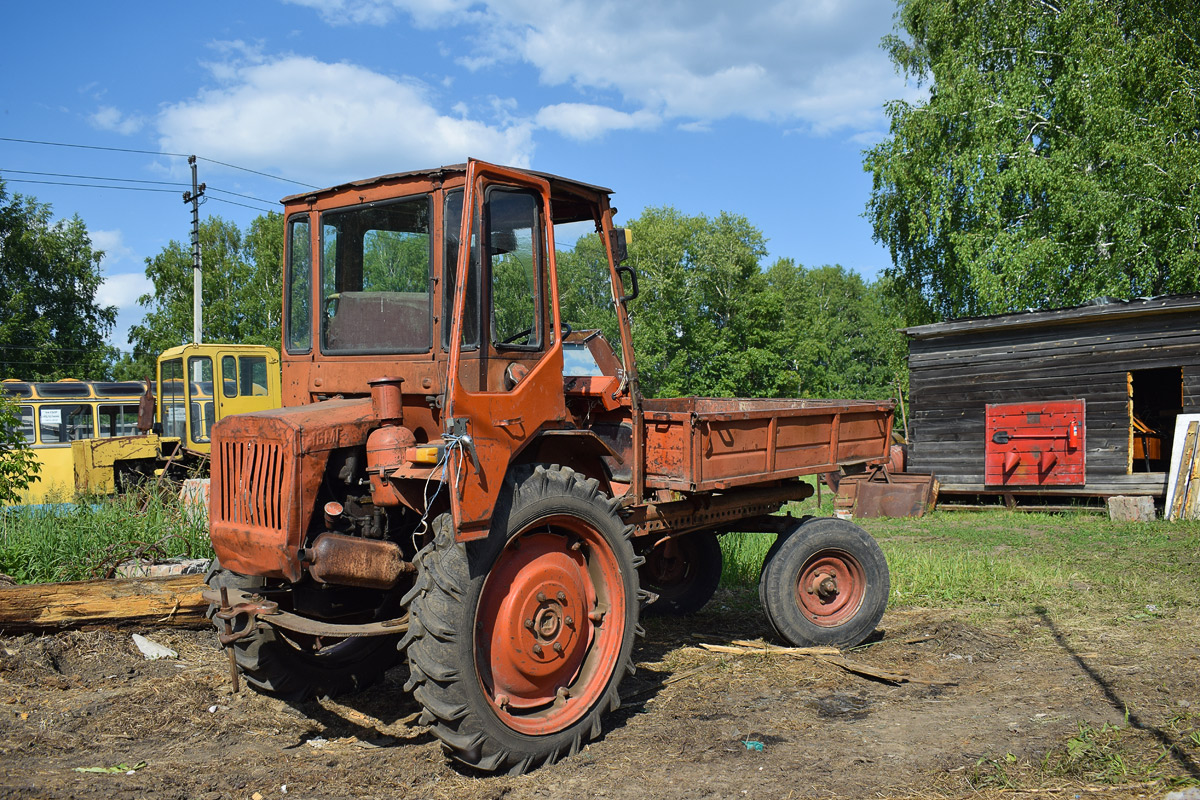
904;294;1200;501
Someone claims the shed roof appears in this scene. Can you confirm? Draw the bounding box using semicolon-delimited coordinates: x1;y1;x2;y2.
904;293;1200;340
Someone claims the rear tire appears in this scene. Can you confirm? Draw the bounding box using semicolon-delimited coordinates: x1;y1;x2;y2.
758;518;889;648
639;530;723;616
403;465;641;774
205;564;404;701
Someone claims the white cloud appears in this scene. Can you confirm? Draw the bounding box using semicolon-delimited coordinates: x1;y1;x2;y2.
97;271;153;311
90;105;145;135
90;229;135;264
535;104;659;141
281;0;474;27
290;0;920;138
156;55;534;186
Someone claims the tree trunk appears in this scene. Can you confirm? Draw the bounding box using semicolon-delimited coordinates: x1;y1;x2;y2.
0;574;207;633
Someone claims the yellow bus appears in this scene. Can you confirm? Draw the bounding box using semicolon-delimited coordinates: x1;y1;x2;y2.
3;343;281;504
2;378;148;503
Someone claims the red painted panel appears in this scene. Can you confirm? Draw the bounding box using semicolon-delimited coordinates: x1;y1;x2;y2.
984;400;1086;486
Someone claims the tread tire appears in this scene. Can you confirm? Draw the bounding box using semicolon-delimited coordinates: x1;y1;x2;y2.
758;517;889;648
403;464;641;774
205;564;404;701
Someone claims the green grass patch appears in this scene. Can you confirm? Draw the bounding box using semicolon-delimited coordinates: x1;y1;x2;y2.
719;506;1200;622
0;487;212;583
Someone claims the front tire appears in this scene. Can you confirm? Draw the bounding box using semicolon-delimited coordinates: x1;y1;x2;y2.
205;565;404;700
403;465;641;774
758;517;889;648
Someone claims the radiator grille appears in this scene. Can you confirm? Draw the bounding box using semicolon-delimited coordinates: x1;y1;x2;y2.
216;439;285;531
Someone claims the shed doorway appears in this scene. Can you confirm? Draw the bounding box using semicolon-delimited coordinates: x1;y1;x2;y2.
1129;367;1183;473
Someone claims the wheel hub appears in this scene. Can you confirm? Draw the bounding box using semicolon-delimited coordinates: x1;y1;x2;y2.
796;551;867;627
479;533;597;710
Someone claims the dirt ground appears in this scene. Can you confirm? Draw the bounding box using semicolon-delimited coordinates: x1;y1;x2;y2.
1;591;1198;800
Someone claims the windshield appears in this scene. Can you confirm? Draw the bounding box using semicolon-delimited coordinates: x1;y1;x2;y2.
320;194;433;354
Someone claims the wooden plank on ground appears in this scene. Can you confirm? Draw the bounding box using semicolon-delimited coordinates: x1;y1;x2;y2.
0;574;208;634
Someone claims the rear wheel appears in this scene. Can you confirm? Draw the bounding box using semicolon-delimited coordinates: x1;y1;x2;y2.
639;530;723;616
403;465;641;774
758;517;889;648
205;565;404;700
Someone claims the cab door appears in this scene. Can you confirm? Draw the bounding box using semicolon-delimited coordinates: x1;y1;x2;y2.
445;160;566;539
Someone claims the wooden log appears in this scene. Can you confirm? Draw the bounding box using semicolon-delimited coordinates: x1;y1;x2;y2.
0;574;208;634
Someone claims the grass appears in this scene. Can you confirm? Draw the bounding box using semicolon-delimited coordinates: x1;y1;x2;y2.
0;486;212;583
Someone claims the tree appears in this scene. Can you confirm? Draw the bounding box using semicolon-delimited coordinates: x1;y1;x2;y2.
0;393;40;504
122;212;283;376
761;261;907;399
622;206;779;398
866;0;1200;323
0;180;117;380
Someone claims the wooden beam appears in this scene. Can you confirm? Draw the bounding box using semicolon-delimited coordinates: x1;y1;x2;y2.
0;574;208;633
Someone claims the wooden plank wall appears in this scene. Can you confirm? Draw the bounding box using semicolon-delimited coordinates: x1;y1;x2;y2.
908;308;1200;495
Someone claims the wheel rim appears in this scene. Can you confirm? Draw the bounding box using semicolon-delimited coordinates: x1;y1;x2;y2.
643;538;692;588
794;548;866;627
476;515;626;735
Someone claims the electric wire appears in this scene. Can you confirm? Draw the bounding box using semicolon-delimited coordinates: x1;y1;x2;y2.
0;136;318;189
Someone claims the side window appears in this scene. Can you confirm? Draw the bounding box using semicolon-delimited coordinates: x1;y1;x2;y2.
443;189;479;350
240;356;269;396
38;404;94;443
97;404;139;438
188;356;214;443
19;406;34;444
221;356;238;398
487;187;542;350
286;216;312;353
160;358;186;440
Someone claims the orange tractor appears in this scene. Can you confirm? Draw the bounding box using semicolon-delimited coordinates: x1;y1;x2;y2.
205;160;895;773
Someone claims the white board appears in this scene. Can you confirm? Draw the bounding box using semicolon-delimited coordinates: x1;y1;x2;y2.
1165;414;1200;520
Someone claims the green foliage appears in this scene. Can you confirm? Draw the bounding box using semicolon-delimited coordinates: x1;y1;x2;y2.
0;394;40;504
121;212;283;377
0;179;118;380
592;207;906;400
866;0;1200;322
0;487;211;583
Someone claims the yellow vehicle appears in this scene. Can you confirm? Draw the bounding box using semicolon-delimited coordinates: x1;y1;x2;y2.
2;343;281;504
2;378;148;503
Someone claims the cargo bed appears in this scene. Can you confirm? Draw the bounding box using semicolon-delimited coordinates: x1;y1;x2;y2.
640;397;895;492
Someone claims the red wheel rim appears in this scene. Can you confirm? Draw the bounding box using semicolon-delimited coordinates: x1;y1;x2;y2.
476;515;626;735
795;549;866;627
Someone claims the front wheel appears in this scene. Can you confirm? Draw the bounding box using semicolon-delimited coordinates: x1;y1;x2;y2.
205;564;404;700
758;517;889;649
403;465;641;774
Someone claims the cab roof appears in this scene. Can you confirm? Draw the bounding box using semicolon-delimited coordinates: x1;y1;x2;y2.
281;162;614;225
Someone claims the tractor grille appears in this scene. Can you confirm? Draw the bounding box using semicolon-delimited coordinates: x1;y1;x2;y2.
215;438;286;532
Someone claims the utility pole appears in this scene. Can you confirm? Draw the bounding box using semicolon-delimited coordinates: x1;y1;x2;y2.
182;156;206;345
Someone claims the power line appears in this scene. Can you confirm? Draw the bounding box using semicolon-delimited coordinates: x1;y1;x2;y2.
4;178;179;194
0;136;318;189
204;195;278;214
1;168;189;187
0;136;188;158
197;156;320;189
205;186;279;205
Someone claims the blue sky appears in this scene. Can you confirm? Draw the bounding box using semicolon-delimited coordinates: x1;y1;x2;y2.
1;0;916;353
